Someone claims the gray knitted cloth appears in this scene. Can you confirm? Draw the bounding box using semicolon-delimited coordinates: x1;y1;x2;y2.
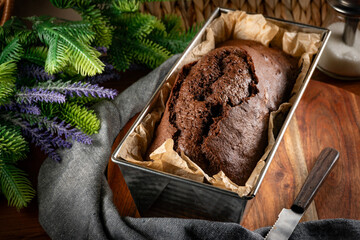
38;55;360;240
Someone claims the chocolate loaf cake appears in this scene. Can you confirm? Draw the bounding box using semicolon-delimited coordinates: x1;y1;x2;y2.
147;39;299;186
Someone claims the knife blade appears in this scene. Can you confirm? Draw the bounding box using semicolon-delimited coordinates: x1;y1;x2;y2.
265;147;339;240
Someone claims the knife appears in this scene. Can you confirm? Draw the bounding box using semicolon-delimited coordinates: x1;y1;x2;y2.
265;147;339;240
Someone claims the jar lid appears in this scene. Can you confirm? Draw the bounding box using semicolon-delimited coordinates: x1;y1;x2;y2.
327;0;360;17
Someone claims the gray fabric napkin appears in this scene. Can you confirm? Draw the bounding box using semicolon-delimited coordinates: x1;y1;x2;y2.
38;55;360;240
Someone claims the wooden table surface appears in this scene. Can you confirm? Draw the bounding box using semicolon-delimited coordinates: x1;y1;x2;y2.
0;69;359;239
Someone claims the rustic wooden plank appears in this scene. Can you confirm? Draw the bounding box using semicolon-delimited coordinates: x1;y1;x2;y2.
240;116;319;230
282;117;318;223
296;80;360;219
241;80;360;229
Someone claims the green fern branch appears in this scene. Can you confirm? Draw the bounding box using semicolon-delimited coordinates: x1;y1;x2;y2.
148;15;201;54
49;0;76;9
22;46;48;66
0;83;15;106
0;17;27;46
49;0;198;72
0;125;29;163
148;26;199;54
34;19;104;76
0;163;35;210
133;38;171;68
112;0;140;13
58;102;100;135
129;13;164;39
0;62;17;105
0;61;17;83
39;102;60;119
44;34;68;73
0;38;23;64
52;21;96;44
161;15;183;34
76;4;114;47
17;30;40;47
111;12;165;39
109;32;172;70
108;34;133;71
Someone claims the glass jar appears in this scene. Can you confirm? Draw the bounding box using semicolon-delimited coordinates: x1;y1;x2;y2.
317;1;360;80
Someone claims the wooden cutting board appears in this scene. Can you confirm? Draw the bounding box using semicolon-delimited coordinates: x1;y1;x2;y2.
108;79;360;229
241;79;360;229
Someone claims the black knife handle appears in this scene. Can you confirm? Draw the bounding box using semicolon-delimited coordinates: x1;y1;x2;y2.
291;147;339;214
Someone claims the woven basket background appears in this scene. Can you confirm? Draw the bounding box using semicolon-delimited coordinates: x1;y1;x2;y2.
140;0;329;30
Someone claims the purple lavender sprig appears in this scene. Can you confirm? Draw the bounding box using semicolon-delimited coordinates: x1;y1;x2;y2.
21;114;92;145
18;104;41;115
3;114;61;162
15;87;66;104
37;80;118;99
18;62;55;82
85;59;121;84
23;127;62;162
51;119;92;144
0;102;17;111
96;46;107;54
51;135;72;149
0;102;41;115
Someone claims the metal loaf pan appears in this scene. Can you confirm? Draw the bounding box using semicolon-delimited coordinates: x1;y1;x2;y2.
111;8;331;223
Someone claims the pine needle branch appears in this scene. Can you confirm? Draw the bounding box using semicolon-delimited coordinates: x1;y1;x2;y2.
148;16;201;54
43;34;68;74
76;4;114;47
49;0;75;8
52;21;95;44
0;61;17;83
0;163;35;210
0;62;17;106
0;17;28;46
39;102;60;119
108;34;133;71
0;82;15;106
0;37;23;64
133;38;171;68
112;0;140;13
57;102;100;135
22;46;48;66
0;124;29;163
34;19;104;76
112;12;164;39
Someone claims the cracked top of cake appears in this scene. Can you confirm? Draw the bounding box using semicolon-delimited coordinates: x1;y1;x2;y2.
147;39;299;186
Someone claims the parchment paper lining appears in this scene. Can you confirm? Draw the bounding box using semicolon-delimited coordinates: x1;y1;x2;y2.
117;11;321;197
